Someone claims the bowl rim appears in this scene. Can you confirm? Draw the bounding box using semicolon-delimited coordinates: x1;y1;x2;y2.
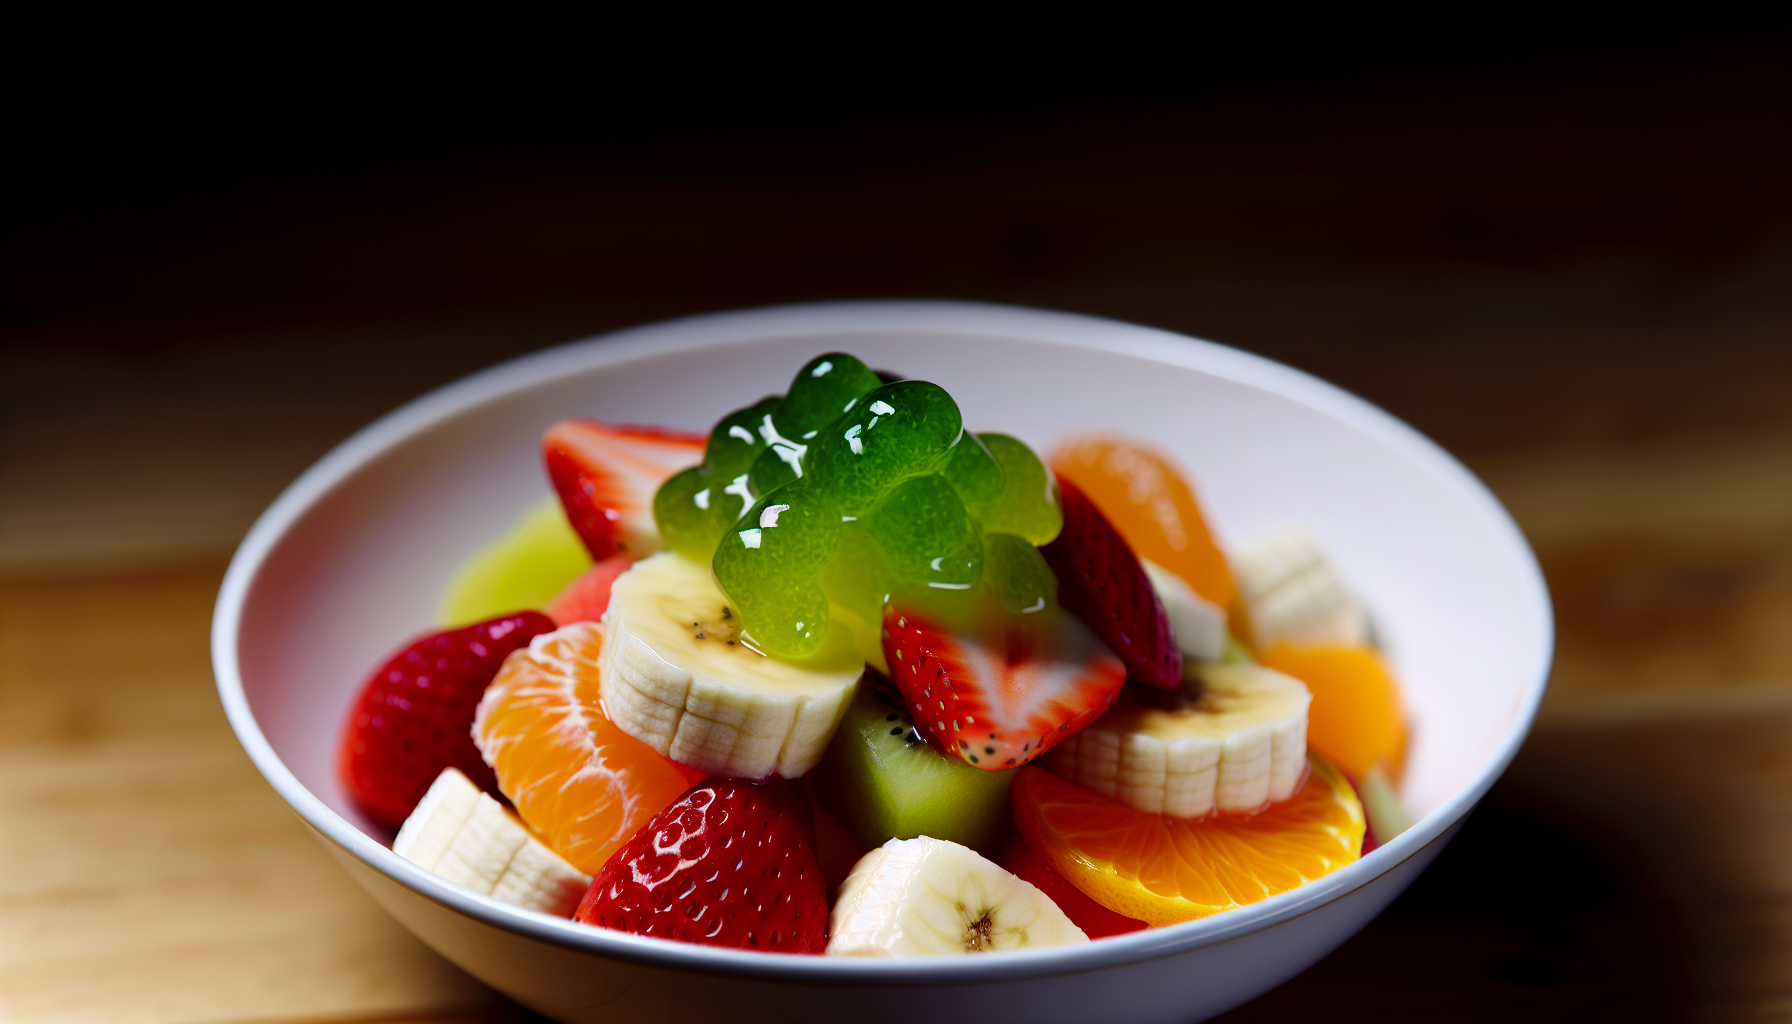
212;299;1553;983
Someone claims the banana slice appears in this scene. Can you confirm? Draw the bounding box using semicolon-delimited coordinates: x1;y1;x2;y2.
827;837;1089;956
393;768;591;916
1140;558;1227;662
1230;529;1367;651
599;551;863;779
1045;663;1310;817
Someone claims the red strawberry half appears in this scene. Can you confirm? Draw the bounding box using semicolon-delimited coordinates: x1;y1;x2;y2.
338;611;557;827
1040;477;1183;691
575;776;828;954
543;419;704;562
995;832;1146;939
883;605;1126;771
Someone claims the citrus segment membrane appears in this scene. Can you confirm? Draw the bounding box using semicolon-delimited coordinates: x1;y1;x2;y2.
1013;756;1363;926
472;622;704;875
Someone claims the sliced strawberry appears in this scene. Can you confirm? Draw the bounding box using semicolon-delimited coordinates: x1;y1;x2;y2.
1040;477;1183;691
883;605;1126;771
542;419;704;562
338;611;557;827
575;776;828;953
545;553;632;626
996;831;1147;938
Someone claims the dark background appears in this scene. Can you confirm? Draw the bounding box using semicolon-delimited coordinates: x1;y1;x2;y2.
4;19;1789;1022
5;25;1787;482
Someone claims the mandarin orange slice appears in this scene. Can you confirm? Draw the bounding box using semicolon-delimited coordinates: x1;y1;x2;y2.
1012;756;1363;926
1049;436;1234;609
1260;644;1407;782
472;622;704;874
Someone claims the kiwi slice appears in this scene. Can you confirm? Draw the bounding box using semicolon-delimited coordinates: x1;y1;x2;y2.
813;674;1015;857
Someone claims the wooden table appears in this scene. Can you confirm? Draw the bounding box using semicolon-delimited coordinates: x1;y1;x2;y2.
3;60;1787;1022
4;379;1786;1024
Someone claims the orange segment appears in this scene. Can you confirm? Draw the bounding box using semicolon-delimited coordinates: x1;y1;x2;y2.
1049;436;1235;609
472;622;704;874
1013;756;1363;926
1260;645;1406;781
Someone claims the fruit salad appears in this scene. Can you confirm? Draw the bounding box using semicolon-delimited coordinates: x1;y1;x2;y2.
337;353;1412;957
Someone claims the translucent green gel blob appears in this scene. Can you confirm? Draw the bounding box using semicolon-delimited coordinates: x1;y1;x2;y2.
943;431;1004;506
867;474;982;587
438;496;592;626
654;395;784;563
711;481;842;658
747;354;882;500
708;396;782;481
982;531;1059;615
685;359;1066;669
808;380;963;515
965;433;1062;545
820;519;893;634
748;443;801;499
773;353;883;440
654;465;724;562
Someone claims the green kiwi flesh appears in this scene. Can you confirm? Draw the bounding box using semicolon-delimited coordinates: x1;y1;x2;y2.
813;674;1015;856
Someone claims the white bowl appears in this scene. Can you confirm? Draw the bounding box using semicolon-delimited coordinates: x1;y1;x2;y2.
213;301;1551;1024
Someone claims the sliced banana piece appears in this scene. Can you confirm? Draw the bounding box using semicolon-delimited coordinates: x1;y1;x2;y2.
394;768;591;916
1141;558;1227;662
827;837;1088;956
600;551;862;779
1230;529;1367;651
1045;663;1310;817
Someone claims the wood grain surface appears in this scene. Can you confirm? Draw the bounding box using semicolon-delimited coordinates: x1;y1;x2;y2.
6;426;1787;1024
3;47;1787;1024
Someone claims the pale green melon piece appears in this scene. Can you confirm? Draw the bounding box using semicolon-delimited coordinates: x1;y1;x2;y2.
438;496;593;626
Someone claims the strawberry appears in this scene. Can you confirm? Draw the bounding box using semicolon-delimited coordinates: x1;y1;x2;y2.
575;776;828;953
542;419;705;562
882;605;1126;771
545;553;632;626
1040;477;1183;691
339;611;557;827
995;831;1146;939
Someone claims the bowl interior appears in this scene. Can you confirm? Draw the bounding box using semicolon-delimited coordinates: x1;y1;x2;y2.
231;315;1548;882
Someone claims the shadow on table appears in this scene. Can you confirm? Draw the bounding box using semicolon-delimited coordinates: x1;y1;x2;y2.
1225;686;1792;1024
1217;776;1689;1022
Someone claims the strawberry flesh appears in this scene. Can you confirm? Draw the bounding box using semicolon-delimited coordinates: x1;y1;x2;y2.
545;553;632;626
1040;477;1183;690
883;605;1125;771
543;419;704;562
996;831;1147;938
338;611;556;827
575;776;828;954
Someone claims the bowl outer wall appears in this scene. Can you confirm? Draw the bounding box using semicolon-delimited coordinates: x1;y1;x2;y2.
318;817;1464;1024
211;301;1552;992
